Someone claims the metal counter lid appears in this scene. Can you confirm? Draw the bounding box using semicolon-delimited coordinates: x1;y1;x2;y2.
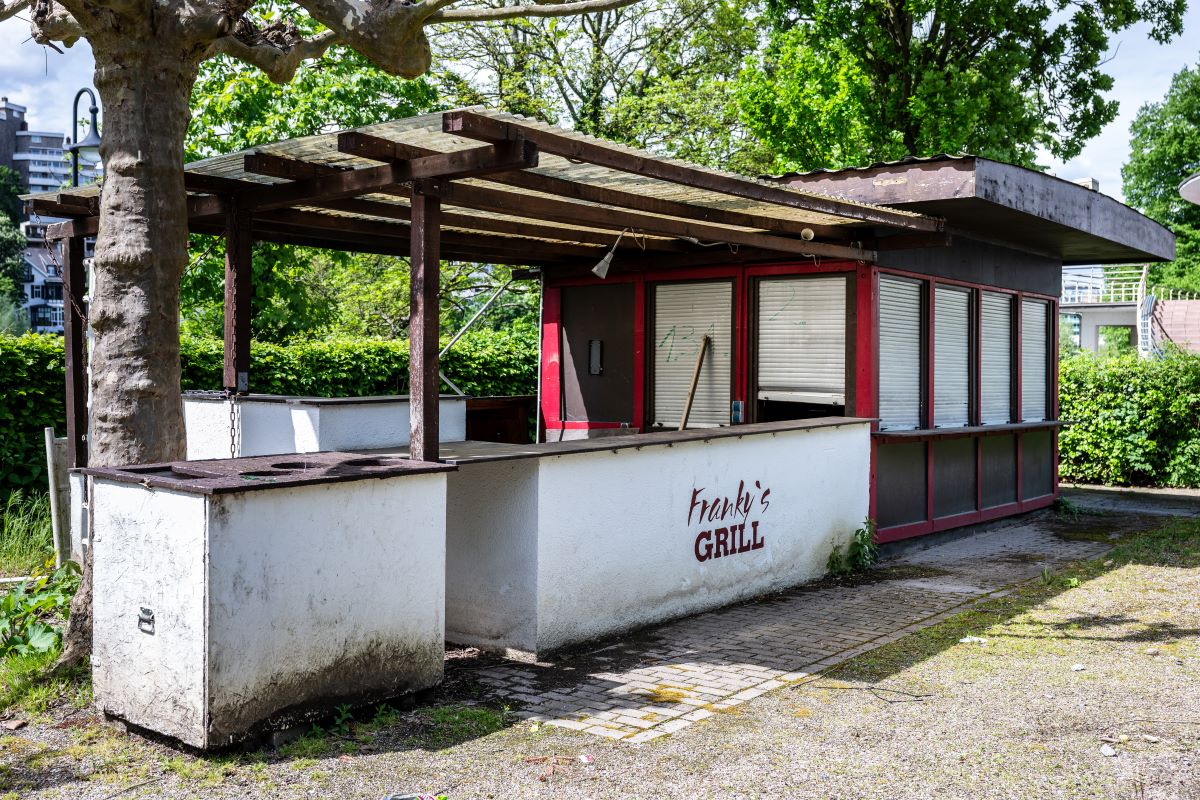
81;451;455;495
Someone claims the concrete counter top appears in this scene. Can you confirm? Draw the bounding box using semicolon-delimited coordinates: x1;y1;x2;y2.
182;392;466;406
369;416;873;465
82;451;454;495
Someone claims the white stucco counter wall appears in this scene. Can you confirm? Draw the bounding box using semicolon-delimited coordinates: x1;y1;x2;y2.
443;418;871;656
183;393;467;460
87;452;453;749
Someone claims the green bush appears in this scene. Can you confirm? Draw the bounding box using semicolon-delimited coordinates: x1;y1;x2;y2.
1059;350;1200;487
1;327;538;496
0;335;66;497
0;559;80;658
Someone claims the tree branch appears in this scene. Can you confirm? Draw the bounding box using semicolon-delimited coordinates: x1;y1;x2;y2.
432;0;642;23
211;29;339;84
0;0;29;23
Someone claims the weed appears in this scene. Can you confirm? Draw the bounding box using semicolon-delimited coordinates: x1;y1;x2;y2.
0;492;54;577
0;558;81;657
646;685;689;704
279;729;332;759
332;703;355;736
1052;495;1083;521
372;703;400;727
417;704;507;746
162;756;234;786
0;648;88;714
1040;565;1055;585
828;518;879;577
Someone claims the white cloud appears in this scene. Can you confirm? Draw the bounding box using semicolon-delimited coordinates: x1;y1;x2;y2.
0;16;96;136
1041;6;1200;203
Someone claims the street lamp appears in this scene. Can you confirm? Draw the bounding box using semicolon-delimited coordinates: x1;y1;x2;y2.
68;88;101;188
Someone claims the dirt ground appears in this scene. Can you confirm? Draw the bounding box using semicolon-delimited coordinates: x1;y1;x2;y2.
1;503;1197;800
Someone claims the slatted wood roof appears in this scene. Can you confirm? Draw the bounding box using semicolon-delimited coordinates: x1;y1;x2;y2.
30;108;946;267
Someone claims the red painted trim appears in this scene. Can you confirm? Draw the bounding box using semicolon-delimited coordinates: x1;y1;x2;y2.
860;266;879;525
540;287;562;429
932;509;981;532
1019;494;1055;512
545;421;629;430
926;283;936;522
735;269;749;413
875;520;932;544
744;260;859;278
877;494;1051;543
633;275;646;429
1051;298;1061;497
1014;296;1024;501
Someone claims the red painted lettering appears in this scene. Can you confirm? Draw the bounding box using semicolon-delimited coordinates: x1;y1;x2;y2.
714;527;730;558
735;523;751;553
750;520;765;549
688;488;705;525
694;530;713;562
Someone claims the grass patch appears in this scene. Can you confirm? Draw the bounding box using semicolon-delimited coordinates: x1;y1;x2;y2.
0;648;88;715
0;492;54;577
415;704;508;746
824;516;1200;686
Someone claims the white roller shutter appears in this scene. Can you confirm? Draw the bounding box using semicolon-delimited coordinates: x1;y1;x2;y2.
653;282;732;428
878;276;923;430
757;277;846;404
934;286;971;427
980;292;1012;424
1021;299;1049;421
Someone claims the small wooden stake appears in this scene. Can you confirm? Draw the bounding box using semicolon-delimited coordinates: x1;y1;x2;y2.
679;335;710;431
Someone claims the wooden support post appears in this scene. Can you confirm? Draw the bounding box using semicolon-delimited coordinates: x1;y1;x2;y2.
409;186;442;462
63;235;88;468
223;198;253;393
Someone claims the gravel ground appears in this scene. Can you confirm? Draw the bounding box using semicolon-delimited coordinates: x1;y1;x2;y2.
2;510;1197;800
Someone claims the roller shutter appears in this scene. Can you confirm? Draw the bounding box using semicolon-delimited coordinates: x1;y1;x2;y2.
980;292;1013;424
934;286;971;427
1021;299;1049;421
756;276;846;405
653;282;732;428
878;276;923;430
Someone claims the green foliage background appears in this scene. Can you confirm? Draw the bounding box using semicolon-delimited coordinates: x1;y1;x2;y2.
0;329;537;497
1058;351;1200;488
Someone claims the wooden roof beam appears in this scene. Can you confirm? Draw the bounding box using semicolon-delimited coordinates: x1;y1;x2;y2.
412;178;877;262
340;130;848;240
443;109;943;234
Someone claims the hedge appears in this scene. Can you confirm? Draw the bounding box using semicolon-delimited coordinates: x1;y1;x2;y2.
0;335;67;496
1;326;538;497
1059;350;1200;488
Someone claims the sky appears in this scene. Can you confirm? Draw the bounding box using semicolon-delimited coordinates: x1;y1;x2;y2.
0;10;1198;203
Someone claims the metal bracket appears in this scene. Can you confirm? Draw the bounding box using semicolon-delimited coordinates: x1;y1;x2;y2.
137;607;155;635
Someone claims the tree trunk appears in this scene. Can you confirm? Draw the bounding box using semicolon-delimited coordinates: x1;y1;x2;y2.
57;39;201;669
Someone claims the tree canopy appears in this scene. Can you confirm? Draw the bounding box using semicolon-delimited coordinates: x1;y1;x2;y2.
1123;63;1200;292
738;0;1187;172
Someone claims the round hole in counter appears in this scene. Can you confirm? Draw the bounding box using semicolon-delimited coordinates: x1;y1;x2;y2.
241;469;293;478
271;461;323;470
340;457;398;467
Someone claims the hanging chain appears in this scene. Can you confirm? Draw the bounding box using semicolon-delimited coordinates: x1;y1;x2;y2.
226;258;240;459
32;210;88;324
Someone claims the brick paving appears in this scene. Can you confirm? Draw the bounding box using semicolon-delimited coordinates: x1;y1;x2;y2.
467;515;1115;743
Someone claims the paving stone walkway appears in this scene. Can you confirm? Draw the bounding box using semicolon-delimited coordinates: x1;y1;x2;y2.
470;509;1127;744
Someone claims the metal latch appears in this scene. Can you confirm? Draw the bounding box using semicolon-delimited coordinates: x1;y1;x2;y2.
137;607;155;635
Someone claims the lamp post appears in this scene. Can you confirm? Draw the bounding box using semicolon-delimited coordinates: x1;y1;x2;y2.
68;88;101;188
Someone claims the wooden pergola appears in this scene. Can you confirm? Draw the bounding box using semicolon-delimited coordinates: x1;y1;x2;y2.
30;108;945;468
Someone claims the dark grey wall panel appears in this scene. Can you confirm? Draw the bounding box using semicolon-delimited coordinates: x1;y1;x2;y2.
1021;430;1055;500
933;438;977;517
876;442;927;527
980;434;1017;508
877;238;1060;296
561;284;635;422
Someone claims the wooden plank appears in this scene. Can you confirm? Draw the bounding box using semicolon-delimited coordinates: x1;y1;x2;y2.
443;110;943;233
63;236;88;468
418;177;877;261
223;197;253;393
340;130;847;240
46;216;99;239
255;207;605;260
409;188;441;463
244;152;348;180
